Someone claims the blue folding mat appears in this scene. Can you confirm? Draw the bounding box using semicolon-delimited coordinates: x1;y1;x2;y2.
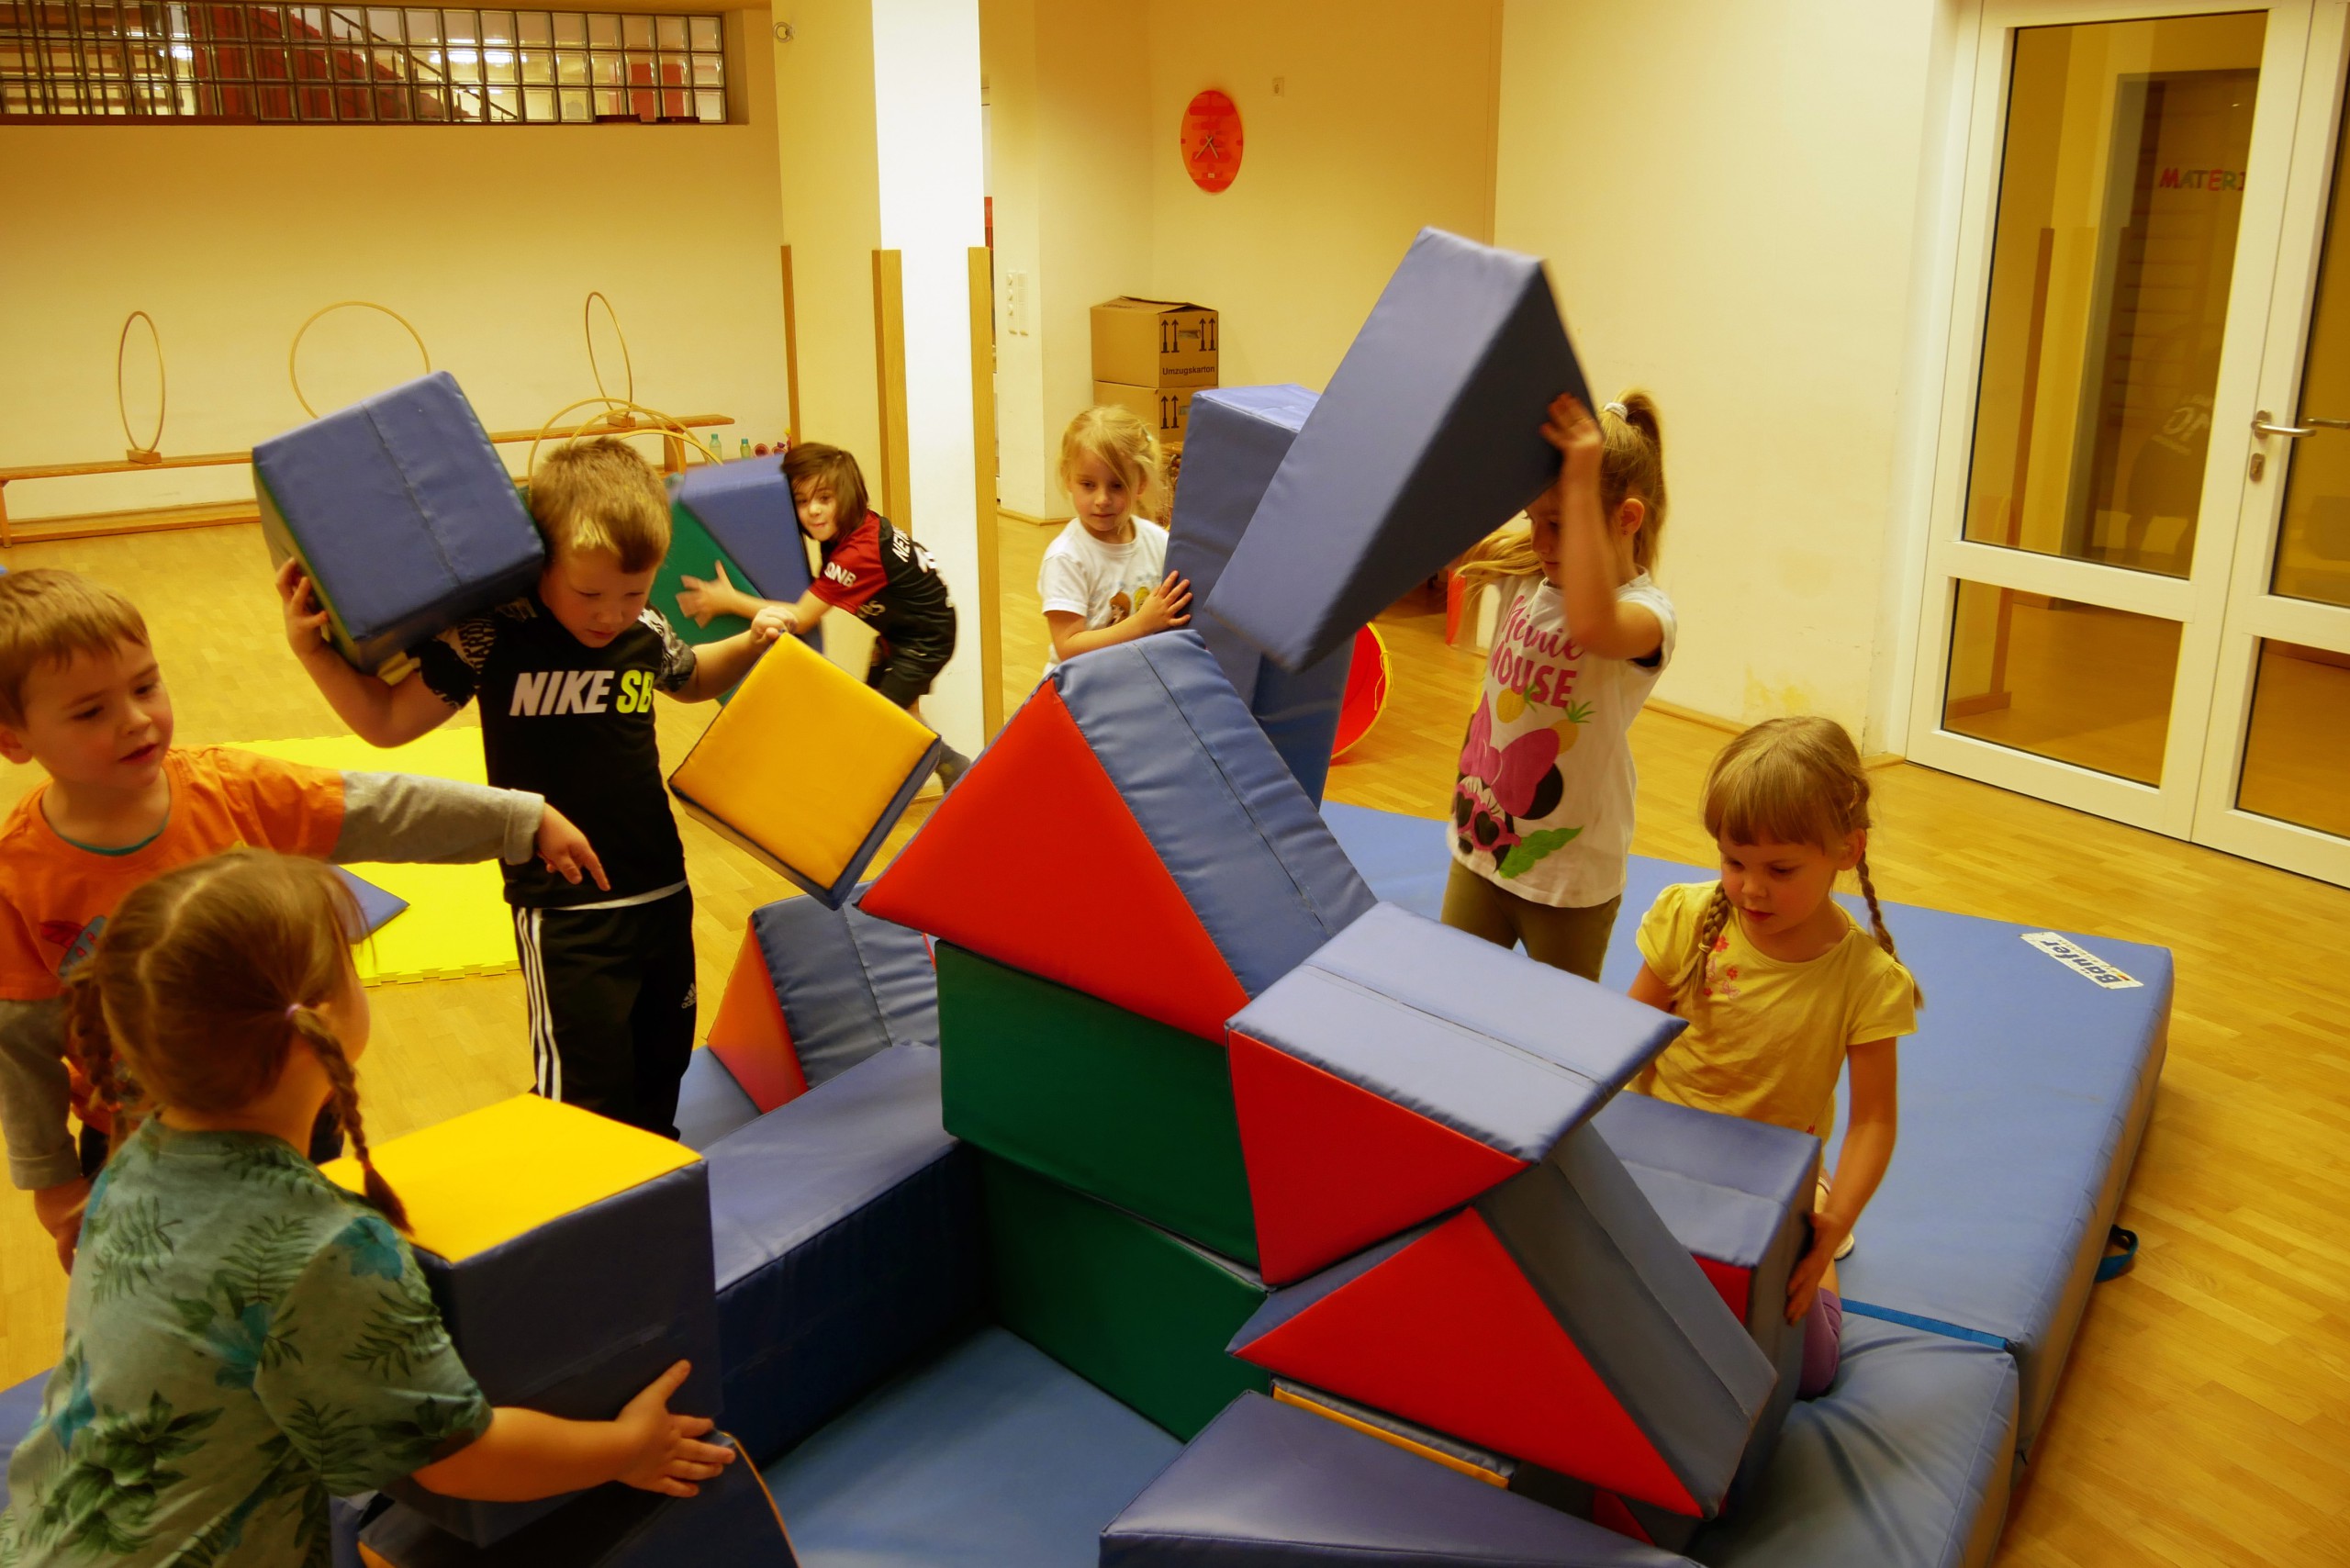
253;370;544;676
1206;229;1593;673
1319;802;2170;1462
751;889;941;1092
670;458;821;617
702;1043;983;1465
1166;385;1353;801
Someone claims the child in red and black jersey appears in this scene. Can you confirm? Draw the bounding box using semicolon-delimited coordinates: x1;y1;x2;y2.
678;442;972;785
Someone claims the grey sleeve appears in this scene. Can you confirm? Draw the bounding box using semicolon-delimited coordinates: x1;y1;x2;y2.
0;998;79;1191
334;772;543;866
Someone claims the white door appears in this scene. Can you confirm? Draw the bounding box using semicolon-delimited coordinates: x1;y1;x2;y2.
1910;0;2350;888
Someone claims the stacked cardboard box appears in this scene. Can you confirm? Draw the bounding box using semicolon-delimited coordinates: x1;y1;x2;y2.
1091;296;1218;446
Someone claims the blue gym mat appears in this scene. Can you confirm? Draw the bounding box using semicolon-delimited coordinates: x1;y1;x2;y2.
1319;802;2167;1461
763;1327;1182;1568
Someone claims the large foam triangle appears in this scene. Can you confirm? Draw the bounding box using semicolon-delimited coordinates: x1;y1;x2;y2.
1229;1031;1528;1285
1231;1208;1700;1515
858;682;1248;1037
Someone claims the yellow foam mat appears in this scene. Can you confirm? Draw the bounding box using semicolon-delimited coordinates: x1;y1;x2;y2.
241;729;518;985
322;1092;700;1260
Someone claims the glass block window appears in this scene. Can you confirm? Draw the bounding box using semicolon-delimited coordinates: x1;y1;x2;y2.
0;2;725;122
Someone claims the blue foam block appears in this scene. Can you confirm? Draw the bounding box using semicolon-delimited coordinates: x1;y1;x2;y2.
1321;804;2165;1466
1695;1315;2019;1568
764;1327;1181;1568
705;1045;983;1464
254;371;544;674
362;1435;798;1566
672;458;820;611
1168;386;1354;802
1207;230;1593;672
1595;1091;1820;1511
334;867;408;937
1232;902;1684;1162
675;1047;758;1151
1102;1391;1693;1567
751;890;939;1091
386;1160;723;1545
1055;631;1376;998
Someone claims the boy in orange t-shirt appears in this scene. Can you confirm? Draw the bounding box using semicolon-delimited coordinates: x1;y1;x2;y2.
0;569;603;1270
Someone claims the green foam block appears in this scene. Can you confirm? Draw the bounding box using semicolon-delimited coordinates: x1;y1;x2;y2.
982;1156;1269;1439
655;501;755;648
937;943;1258;1264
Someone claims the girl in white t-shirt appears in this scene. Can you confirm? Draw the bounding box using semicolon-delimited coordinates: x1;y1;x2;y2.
1442;391;1676;981
1038;406;1192;667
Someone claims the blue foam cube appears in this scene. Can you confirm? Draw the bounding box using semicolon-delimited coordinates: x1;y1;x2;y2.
254;371;544;676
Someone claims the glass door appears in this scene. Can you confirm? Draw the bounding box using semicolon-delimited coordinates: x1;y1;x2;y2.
2195;4;2350;883
1910;3;2320;845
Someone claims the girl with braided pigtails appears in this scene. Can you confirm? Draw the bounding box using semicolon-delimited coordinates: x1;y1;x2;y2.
1;850;731;1567
1626;716;1919;1398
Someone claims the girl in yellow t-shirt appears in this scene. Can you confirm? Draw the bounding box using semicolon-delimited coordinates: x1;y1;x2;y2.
1627;716;1919;1397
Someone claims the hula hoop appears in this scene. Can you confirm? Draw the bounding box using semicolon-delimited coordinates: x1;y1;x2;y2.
289;301;431;419
116;309;165;461
584;291;636;414
1331;623;1393;759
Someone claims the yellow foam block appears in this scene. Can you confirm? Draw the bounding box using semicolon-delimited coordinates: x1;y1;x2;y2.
668;633;940;906
241;728;517;985
322;1092;699;1260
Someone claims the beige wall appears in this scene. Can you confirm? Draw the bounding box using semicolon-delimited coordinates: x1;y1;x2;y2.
982;0;1500;518
1496;0;1945;739
0;6;790;523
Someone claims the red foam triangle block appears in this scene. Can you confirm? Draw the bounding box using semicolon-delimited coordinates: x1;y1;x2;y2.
1234;1209;1700;1515
706;925;807;1112
1230;1031;1528;1284
858;684;1248;1038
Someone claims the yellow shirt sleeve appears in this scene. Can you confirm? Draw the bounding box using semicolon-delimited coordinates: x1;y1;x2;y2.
1635;880;1713;985
1847;946;1920;1047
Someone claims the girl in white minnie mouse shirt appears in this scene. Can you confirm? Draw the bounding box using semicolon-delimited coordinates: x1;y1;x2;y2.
1442;391;1676;982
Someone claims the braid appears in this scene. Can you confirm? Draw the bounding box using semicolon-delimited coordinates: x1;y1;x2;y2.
1853;854;1923;1007
1674;883;1734;1011
293;1008;408;1231
61;970;140;1157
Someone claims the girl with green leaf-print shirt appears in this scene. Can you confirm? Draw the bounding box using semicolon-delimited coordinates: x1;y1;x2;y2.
0;852;731;1568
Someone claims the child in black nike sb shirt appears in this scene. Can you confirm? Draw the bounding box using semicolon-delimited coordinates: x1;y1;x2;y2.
283;438;785;1136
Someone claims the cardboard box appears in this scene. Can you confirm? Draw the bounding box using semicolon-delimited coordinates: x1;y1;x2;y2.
1092;297;1219;387
1095;380;1196;442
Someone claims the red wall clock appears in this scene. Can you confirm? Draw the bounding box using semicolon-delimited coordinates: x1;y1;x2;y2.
1181;88;1244;194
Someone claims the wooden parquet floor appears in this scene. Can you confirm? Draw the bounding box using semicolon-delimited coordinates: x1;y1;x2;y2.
0;518;2343;1567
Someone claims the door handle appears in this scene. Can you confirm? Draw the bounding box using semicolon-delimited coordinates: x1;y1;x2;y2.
2253;410;2316;438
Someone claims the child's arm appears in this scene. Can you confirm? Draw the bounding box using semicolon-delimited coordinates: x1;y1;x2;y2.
666;622;783;704
0;998;84;1268
277;561;463;747
412;1361;734;1502
1628;961;1676;1013
336;776;607;893
675;562;815;630
1045;571;1193;663
1539;395;1662;662
756;589;834;639
1787;1037;1898;1322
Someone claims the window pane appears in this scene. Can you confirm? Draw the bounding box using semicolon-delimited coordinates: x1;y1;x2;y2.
588;48;617;82
694;85;718;121
620;12;647;48
486;80;514;115
586;11;616;47
2236;640;2350;837
592;82;621;116
483;45;512;80
557;83;587;118
554;48;584;82
1959;14;2265;578
688;15;715;51
518;46;545;80
1942;578;2182;784
375;80;408;116
478;6;509;43
689;51;717;84
404;8;437;41
653;14;679;49
521;82;550;118
552;10;582;45
442;7;475;42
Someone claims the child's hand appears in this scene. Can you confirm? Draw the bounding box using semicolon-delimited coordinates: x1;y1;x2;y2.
676;564;737;627
1786;1208;1849;1324
1539;393;1604;476
750;605;795;645
32;1176;88;1273
613;1361;736;1499
536;805;610;892
1134;571;1193;634
275;558;333;659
